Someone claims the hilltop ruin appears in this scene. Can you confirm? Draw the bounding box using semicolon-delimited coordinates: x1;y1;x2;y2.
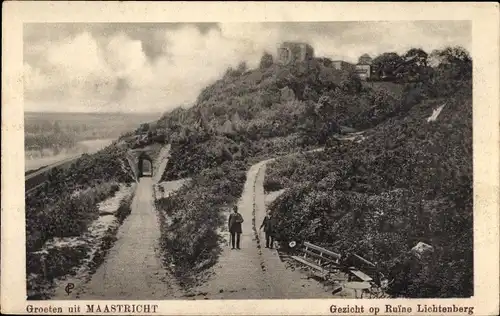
277;42;315;65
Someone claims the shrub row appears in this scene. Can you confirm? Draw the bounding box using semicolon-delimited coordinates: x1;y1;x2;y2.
115;189;136;224
26;144;134;252
26;182;120;253
26;183;137;299
156;161;247;287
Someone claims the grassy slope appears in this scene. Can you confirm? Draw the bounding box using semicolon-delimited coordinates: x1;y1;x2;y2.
25;142;137;299
26;144;134;252
151;60;403;287
152;55;472;298
155;161;247;287
158;59;396;181
266;83;472;298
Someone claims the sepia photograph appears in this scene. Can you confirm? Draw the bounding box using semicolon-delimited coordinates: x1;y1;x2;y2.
1;2;499;315
23;20;473;301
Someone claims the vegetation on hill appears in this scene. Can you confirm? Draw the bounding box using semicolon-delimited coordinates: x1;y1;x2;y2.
26;144;134;252
265;49;472;297
26;143;138;299
152;46;470;180
25;131;77;153
150;45;472;297
155;161;247;287
152;55;403;182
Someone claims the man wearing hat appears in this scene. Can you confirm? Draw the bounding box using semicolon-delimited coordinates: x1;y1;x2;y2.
260;212;277;249
228;205;244;250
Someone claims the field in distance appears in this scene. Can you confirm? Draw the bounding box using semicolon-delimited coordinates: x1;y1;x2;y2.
24;111;160;172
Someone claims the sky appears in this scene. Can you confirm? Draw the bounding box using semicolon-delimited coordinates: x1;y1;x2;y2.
23;21;471;113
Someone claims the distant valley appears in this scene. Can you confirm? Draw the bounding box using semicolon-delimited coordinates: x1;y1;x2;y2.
24;112;159;172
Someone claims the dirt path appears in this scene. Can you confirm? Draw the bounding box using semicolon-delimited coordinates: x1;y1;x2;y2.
192;158;332;299
73;178;177;299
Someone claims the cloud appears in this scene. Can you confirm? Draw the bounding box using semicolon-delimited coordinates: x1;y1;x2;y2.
23;21;471;113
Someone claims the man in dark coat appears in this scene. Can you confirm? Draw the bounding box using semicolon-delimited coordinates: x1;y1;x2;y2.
228;206;244;250
260;213;276;249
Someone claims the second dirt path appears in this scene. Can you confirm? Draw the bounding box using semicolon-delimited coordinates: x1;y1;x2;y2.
192;159;332;299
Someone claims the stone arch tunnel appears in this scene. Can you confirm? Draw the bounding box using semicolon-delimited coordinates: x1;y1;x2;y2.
138;152;153;177
126;148;155;180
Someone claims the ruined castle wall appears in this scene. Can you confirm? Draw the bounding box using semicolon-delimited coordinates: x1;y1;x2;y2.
277;42;315;65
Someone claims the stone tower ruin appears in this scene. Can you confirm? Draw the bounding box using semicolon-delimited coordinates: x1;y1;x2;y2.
277;42;315;65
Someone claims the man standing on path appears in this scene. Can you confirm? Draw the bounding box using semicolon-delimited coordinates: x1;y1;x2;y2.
260;212;276;249
228;206;244;250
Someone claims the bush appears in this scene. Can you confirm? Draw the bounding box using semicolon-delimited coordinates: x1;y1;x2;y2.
259;52;274;70
162;134;243;180
156;161;247;286
116;189;136;224
263;175;284;193
27;183;138;299
27;244;90;299
26;181;121;252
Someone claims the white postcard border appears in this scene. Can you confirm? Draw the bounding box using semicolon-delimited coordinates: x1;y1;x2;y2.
2;2;499;315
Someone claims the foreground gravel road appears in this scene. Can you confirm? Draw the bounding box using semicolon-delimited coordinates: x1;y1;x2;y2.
68;147;183;299
75;177;182;299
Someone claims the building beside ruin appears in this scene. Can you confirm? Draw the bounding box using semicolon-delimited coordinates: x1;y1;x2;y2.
332;60;356;72
355;53;374;80
277;42;314;65
355;64;371;80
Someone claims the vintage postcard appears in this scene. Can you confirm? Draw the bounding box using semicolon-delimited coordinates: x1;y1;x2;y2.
2;1;499;315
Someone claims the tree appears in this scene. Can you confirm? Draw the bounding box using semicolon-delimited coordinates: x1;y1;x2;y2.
317;57;333;67
224;61;248;78
372;53;403;79
259;52;274;69
41;120;52;132
53;120;62;134
318;66;341;89
404;48;429;67
302;85;319;102
139;123;150;133
340;71;362;94
434;46;472;80
424;46;472;96
435;46;471;65
236;61;248;74
358;53;373;65
399;48;429;81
